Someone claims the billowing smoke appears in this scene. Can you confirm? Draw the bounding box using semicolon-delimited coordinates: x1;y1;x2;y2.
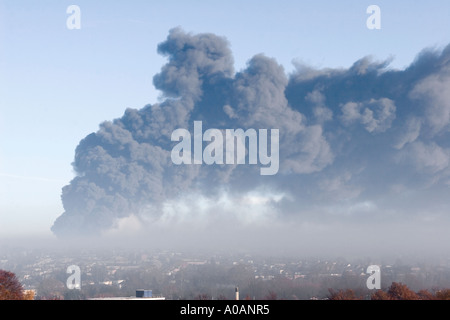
52;28;450;244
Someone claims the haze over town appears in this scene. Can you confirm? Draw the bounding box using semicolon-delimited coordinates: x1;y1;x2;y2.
1;1;450;273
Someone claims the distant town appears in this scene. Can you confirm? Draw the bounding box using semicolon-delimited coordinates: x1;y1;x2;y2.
1;244;450;300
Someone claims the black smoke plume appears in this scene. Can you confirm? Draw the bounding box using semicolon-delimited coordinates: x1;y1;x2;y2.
52;28;450;238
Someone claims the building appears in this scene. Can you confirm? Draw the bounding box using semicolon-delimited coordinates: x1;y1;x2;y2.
89;290;165;300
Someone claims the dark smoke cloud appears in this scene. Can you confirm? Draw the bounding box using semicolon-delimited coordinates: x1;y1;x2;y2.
52;28;450;238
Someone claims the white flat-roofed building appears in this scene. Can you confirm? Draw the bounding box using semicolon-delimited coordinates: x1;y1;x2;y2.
89;289;165;300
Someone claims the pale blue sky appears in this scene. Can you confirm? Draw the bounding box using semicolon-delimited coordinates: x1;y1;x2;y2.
1;0;450;237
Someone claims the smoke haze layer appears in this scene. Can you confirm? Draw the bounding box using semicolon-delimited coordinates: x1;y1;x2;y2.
51;28;450;254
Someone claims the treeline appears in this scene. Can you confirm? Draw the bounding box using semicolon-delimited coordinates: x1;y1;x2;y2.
328;282;450;300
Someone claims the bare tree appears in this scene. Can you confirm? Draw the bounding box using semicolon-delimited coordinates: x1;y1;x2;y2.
0;270;24;300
